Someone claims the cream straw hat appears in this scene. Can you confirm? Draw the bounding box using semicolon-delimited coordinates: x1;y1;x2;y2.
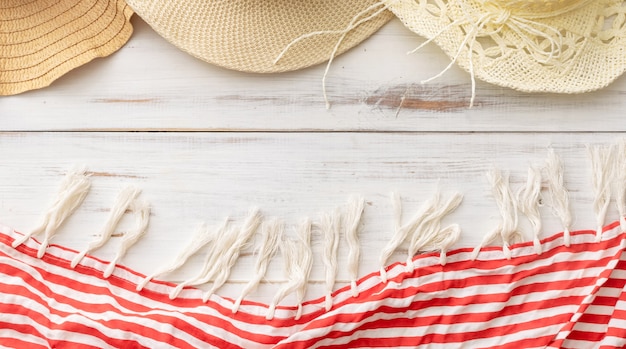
1;0;134;96
124;0;393;73
384;0;626;102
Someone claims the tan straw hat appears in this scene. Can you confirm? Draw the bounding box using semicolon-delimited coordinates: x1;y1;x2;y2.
1;0;134;96
124;0;393;73
384;0;626;99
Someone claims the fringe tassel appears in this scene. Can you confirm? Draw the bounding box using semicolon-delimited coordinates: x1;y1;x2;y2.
616;141;626;231
545;149;573;247
136;222;219;292
232;219;283;314
266;220;314;321
12;168;91;258
202;209;262;302
472;169;521;260
406;192;463;271
71;187;141;268
104;200;151;278
293;219;313;320
168;219;231;299
345;197;365;297
320;210;341;311
588;145;614;242
517;166;543;255
378;191;440;283
426;224;462;266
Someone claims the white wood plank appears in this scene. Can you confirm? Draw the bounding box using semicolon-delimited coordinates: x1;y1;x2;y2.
0;132;620;304
2;17;626;132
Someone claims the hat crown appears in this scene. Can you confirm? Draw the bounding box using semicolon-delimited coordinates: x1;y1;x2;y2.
485;0;589;15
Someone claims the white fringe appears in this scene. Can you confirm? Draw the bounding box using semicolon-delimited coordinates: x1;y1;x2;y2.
266;233;312;321
232;219;283;314
293;219;313;320
405;192;463;271
616;140;626;231
197;208;262;302
202;209;262;302
12;168;92;258
320;210;341;312
344;197;365;297
517;166;543;255
545;149;573;247
168;219;231;299
104;200;151;278
71;187;141;268
588;145;614;242
472;169;521;260
378;191;440;283
136;222;220;292
424;224;462;266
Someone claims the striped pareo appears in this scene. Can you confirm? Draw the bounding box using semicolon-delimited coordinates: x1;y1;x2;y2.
1;220;625;348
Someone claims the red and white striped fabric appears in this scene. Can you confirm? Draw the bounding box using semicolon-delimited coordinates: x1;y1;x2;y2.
1;220;626;349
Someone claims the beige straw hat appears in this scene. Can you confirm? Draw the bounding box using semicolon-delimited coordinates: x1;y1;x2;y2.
384;0;626;97
124;0;393;73
1;0;134;96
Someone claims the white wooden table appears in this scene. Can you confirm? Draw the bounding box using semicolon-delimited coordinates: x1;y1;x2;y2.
1;16;624;305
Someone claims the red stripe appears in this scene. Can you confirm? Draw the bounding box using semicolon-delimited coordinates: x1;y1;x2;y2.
578;313;613;324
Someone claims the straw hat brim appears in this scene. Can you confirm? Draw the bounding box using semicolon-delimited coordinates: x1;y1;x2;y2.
386;0;626;93
125;0;393;73
1;0;134;96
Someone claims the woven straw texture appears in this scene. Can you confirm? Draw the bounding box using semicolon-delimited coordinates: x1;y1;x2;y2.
1;0;134;96
385;0;626;93
125;0;393;73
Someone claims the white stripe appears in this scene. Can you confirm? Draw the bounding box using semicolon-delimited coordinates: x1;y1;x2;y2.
601;335;626;347
561;339;600;348
570;322;609;333
581;304;617;316
0;328;49;347
6;313;111;348
607;318;626;329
